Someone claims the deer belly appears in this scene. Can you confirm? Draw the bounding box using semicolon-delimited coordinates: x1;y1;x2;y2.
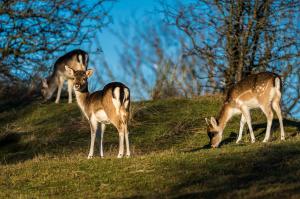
244;98;260;108
94;110;110;124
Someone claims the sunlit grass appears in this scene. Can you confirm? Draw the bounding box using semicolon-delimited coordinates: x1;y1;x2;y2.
0;96;300;198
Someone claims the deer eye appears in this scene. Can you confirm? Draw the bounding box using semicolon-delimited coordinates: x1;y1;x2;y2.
208;132;212;139
212;131;218;136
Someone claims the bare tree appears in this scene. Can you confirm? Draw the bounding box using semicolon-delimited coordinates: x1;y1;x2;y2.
161;1;299;81
112;16;206;99
0;0;114;98
160;0;300;116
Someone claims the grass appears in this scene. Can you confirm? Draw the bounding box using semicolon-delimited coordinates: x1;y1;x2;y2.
0;96;300;198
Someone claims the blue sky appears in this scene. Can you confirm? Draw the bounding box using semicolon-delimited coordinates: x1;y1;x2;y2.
96;0;157;73
81;0;161;94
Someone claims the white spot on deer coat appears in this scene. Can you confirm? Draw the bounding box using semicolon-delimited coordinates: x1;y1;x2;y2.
124;99;129;109
78;54;83;64
124;88;129;103
112;87;121;115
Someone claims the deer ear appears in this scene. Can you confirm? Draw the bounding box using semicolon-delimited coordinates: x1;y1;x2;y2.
42;79;48;88
65;65;74;76
205;118;210;126
86;69;93;78
210;117;218;128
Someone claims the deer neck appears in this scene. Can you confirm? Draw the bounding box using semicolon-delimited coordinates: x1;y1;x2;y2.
74;85;90;119
47;74;59;95
217;103;233;131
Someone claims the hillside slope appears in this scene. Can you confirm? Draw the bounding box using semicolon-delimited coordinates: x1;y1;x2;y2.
1;96;300;198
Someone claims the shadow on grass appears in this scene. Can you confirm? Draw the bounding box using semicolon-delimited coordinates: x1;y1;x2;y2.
253;118;300;139
220;132;237;146
0;98;36;113
0;132;23;147
182;144;211;153
0;132;87;165
253;118;300;131
0;109;89;165
182;132;237;153
166;143;300;198
0;132;37;164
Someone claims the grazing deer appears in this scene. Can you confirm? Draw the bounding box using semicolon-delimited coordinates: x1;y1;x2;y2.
41;49;88;103
206;72;285;148
65;66;131;159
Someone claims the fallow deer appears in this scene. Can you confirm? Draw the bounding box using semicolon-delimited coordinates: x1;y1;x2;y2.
41;49;88;103
65;66;131;159
206;72;285;148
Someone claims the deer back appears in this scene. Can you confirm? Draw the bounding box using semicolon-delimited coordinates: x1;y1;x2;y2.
87;82;130;128
54;49;88;78
225;72;281;104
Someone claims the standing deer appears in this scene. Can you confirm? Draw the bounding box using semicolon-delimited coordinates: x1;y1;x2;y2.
41;49;88;103
206;72;285;148
65;66;131;159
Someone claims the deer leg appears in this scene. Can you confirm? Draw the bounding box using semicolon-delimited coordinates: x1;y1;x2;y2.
236;114;246;143
117;128;125;158
67;79;73;103
88;117;98;159
241;106;255;143
261;105;274;143
99;123;106;158
124;125;130;157
55;77;64;104
272;99;285;141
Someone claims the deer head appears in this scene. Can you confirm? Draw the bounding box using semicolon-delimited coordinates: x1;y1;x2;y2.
40;78;53;100
65;65;93;92
205;117;223;148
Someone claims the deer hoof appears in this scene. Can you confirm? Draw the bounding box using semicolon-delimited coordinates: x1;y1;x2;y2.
262;139;269;143
117;154;123;158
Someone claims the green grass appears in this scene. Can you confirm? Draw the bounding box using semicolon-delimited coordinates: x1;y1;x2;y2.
0;96;300;198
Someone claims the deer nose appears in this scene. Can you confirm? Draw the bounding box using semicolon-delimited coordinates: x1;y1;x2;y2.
75;84;80;89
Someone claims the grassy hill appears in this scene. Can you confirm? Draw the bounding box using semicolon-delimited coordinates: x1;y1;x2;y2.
1;96;300;198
